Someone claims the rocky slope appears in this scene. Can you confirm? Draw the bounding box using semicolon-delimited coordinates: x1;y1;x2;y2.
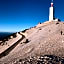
0;21;64;64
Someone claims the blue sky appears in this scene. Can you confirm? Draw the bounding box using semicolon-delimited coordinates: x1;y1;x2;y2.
0;0;64;32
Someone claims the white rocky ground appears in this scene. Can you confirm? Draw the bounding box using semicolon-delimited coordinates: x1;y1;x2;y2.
0;21;64;64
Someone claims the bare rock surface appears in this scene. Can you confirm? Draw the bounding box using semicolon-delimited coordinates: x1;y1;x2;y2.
0;21;64;64
1;55;64;64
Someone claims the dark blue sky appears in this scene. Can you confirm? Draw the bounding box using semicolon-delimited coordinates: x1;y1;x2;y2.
0;0;64;32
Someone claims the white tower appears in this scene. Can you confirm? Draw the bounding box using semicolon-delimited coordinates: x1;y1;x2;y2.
49;0;54;21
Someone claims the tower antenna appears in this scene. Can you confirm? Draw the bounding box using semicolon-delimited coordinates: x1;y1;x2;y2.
52;0;53;3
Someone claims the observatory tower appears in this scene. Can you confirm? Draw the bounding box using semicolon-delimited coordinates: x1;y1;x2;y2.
49;0;54;21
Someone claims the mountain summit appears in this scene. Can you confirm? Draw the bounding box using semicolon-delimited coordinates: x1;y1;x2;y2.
0;21;64;64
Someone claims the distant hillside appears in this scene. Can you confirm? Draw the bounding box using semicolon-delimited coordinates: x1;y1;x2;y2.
0;32;13;40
